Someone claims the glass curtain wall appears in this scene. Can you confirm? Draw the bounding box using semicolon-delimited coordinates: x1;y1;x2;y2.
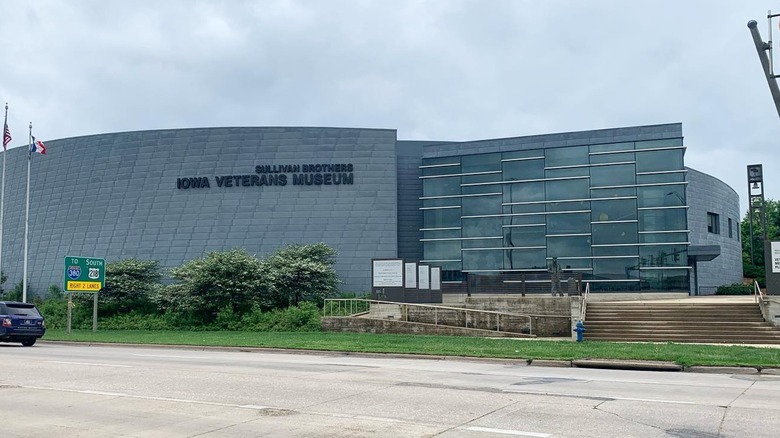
420;138;689;291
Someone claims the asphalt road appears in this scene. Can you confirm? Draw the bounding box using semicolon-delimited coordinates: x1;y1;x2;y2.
2;342;779;437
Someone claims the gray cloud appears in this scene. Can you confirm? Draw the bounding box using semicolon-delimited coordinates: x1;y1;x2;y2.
1;0;777;213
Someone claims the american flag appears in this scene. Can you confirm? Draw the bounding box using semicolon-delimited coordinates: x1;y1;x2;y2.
2;122;9;150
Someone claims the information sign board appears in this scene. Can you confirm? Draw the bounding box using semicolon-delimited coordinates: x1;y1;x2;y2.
64;256;106;292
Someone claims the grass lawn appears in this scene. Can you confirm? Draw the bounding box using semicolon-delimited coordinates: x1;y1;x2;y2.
42;329;780;368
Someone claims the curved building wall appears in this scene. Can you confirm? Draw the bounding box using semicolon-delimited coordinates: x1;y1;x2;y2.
686;167;743;293
1;127;398;296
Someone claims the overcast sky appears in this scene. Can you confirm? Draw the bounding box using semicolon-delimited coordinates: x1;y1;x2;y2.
1;0;777;214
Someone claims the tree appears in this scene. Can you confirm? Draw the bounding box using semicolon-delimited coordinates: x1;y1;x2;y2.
741;199;780;285
260;243;341;309
100;258;162;315
166;248;263;323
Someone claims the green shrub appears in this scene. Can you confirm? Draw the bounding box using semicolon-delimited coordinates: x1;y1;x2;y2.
715;283;754;295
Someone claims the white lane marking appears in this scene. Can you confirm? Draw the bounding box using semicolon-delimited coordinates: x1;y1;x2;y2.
24;385;267;410
131;354;208;359
45;361;133;368
503;389;695;405
466;426;550;437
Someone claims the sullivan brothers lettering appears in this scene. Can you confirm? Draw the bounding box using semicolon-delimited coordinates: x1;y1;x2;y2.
177;163;354;190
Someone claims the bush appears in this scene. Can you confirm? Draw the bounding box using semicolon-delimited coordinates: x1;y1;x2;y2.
715;283;754;295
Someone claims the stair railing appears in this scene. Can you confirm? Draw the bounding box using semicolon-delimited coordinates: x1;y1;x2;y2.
754;280;766;316
579;282;591;322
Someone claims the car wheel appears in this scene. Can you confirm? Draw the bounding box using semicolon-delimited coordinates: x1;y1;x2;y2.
21;339;36;347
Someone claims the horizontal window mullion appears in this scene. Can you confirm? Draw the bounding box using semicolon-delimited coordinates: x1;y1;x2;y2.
637;206;689;210
639;266;693;270
419;163;459;169
591;220;638;224
463;175;590;187
420;236;501;242
638;230;690;234
463;210;590;219
635;169;688;175
420;227;462;231
463;246;546;251
419;192;502;200
420;259;462;263
502;224;546;228
501;156;544;162
590;182;688;190
545;233;592;237
419;206;461;210
584;279;641;282
420;170;501;179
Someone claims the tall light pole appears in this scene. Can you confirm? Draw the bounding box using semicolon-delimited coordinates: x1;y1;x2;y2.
748;16;780;119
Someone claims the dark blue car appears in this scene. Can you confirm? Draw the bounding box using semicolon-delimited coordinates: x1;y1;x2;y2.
0;301;46;346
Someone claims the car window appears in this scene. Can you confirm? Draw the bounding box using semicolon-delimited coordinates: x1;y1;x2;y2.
5;304;41;317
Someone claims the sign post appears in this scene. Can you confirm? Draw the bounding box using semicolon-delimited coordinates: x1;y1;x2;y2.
64;256;106;333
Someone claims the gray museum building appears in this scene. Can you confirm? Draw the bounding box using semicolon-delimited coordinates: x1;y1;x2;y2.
0;122;742;298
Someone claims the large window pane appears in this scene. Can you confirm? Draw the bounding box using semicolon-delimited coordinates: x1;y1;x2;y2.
639;232;689;243
592;222;638;245
462;195;501;216
505;248;547;270
636;149;684;173
423;198;461;208
591;187;636;198
463;184;502;195
463;238;503;248
463;217;501;238
505;181;545;203
546;146;588;167
463;249;503;270
640;245;688;267
423;229;461;240
551;258;592;270
547;201;589;212
422;157;460;177
547;236;591;257
505;226;546;247
423;176;460;197
634;138;683;150
593;258;640;280
637;185;686;208
504;204;545;215
590;164;635;187
546;167;589;178
546;179;589;200
424;208;461;228
462;173;501;184
503;159;544;181
504;215;546;226
593;246;639;257
639;209;687;232
547;213;591;234
423;240;461;262
590;151;634;164
462;153;501;173
591;199;637;222
589;142;634;153
640;269;689;291
637;172;685;184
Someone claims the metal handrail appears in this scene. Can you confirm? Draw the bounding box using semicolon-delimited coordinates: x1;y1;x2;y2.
754;280;766;316
579;282;591;322
323;298;571;336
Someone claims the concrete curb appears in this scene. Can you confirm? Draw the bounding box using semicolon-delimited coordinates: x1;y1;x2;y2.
573;359;682;372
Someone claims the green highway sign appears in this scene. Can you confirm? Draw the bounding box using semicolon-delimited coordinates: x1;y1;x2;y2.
64;256;105;293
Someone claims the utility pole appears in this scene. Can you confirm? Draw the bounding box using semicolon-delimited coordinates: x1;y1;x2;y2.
748;14;780;119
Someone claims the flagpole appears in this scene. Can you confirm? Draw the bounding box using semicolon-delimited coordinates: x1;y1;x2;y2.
23;122;31;303
0;103;7;290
